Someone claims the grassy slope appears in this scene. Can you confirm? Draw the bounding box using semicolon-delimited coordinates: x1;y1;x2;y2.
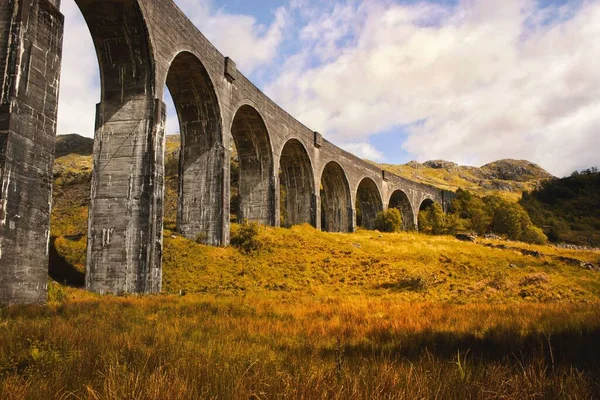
49;136;599;304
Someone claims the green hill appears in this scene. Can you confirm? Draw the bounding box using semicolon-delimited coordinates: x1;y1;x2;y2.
521;171;600;247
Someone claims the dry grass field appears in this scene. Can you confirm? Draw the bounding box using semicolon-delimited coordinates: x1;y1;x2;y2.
2;223;600;399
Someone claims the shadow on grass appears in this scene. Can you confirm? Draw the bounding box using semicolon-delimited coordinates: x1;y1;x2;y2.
48;236;85;288
322;328;600;370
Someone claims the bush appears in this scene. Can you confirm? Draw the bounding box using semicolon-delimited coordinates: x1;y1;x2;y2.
230;222;264;254
419;203;445;235
521;225;548;245
374;209;403;233
492;202;531;241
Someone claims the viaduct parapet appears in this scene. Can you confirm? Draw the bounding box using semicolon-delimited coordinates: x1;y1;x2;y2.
0;0;453;304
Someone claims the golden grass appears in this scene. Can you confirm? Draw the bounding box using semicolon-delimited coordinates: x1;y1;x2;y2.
1;293;599;399
4;224;600;399
160;224;600;303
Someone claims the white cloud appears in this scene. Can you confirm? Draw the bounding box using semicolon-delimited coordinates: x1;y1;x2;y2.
173;0;289;76
266;0;600;176
341;142;385;162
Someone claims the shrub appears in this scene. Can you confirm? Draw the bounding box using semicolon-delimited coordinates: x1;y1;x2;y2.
230;222;264;254
419;203;446;235
521;225;548;245
492;202;531;241
374;209;403;233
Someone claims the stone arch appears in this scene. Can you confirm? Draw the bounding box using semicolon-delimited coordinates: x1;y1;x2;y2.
389;190;416;230
356;178;383;230
419;198;435;211
279;139;315;227
230;104;274;225
76;0;164;294
165;51;224;245
320;162;352;233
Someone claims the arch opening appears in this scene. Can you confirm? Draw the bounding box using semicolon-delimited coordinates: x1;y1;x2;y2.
418;198;436;230
230;105;274;225
389;190;416;230
279;139;315;227
320;162;352;233
165;51;224;246
356;178;383;230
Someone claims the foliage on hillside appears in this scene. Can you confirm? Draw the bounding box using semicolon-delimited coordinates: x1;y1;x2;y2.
419;189;548;245
520;170;600;247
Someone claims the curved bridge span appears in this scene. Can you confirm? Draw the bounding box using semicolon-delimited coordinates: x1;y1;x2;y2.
0;0;452;303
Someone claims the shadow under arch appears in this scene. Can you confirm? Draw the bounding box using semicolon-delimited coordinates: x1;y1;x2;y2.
279;139;315;227
76;0;163;294
165;51;224;245
418;198;436;230
320;161;352;233
230;104;274;225
356;178;383;230
389;190;416;230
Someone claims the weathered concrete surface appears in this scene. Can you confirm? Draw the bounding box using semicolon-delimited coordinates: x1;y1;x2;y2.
0;0;63;304
79;0;163;295
1;0;454;303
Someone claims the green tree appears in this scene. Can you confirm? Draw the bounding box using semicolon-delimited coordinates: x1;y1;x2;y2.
374;209;403;233
492;202;531;240
419;203;446;235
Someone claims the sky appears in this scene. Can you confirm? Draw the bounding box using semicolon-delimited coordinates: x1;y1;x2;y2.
57;0;600;177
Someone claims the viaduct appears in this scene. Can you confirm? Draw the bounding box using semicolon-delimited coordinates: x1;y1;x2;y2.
0;0;453;304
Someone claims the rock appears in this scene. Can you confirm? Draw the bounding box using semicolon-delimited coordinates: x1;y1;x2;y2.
423;160;459;171
557;256;582;266
483;233;502;240
455;233;476;242
480;159;554;182
520;249;543;258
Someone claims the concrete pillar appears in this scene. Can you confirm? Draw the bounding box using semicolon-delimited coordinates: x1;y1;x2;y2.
85;99;165;294
0;0;64;304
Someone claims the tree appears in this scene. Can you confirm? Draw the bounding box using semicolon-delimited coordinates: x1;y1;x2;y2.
419;203;446;235
492;202;531;240
374;209;403;233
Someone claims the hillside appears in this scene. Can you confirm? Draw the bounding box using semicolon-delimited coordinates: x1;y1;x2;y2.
380;159;553;202
521;171;600;247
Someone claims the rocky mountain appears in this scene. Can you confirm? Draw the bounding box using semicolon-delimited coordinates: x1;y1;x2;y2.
381;159;553;201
